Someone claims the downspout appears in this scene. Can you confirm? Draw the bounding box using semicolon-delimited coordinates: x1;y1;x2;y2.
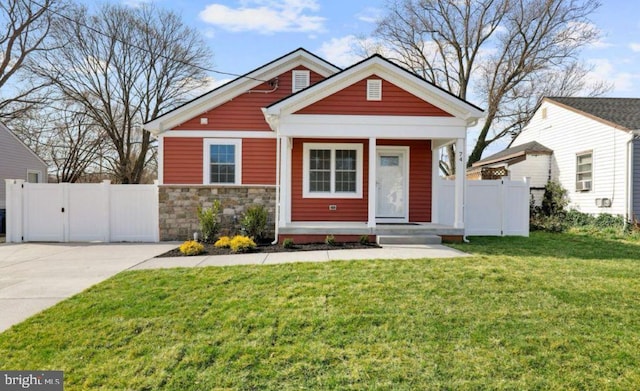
625;131;638;230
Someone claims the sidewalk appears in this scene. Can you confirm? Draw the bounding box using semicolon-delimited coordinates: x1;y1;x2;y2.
131;244;470;270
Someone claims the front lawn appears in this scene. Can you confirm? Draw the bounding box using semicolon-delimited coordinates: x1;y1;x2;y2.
1;231;640;390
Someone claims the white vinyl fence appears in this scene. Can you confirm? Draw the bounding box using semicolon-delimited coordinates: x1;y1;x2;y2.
5;180;159;243
438;178;530;236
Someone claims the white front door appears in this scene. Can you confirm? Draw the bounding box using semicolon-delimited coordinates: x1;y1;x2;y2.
376;147;409;222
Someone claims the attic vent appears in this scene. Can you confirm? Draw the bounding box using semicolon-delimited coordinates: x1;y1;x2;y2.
367;79;382;101
292;70;310;93
541;107;547;119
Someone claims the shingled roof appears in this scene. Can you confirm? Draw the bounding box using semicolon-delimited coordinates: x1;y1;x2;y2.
546;97;640;130
472;141;552;167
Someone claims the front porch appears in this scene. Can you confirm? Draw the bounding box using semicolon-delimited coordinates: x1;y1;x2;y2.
278;222;464;243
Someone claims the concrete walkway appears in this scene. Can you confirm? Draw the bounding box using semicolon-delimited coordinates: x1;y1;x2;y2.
0;242;469;333
131;244;470;269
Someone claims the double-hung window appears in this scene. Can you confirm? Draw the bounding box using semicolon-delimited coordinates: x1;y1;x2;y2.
203;139;242;185
576;151;592;192
303;143;362;198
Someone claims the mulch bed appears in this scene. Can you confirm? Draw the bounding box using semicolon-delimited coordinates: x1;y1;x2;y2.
156;239;380;258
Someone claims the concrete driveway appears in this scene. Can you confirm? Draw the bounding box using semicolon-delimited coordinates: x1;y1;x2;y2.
0;242;176;333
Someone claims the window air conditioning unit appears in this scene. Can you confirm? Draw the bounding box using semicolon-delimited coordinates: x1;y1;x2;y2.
577;181;591;192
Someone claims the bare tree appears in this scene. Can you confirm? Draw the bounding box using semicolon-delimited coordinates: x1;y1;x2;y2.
0;0;66;121
374;0;609;171
30;3;212;183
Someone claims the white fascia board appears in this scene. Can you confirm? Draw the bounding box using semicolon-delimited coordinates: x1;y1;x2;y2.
265;57;484;121
278;114;467;139
144;50;340;135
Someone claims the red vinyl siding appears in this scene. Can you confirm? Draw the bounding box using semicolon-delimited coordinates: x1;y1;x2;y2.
290;138;432;222
295;75;453;117
242;138;277;184
291;138;369;222
163;137;203;184
163;137;277;185
378;139;432;222
174;66;325;131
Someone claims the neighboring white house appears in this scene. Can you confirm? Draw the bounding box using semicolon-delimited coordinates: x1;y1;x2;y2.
473;97;640;220
0;121;48;234
470;141;553;205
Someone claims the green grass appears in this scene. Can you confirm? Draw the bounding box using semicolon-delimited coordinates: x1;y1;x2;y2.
2;231;640;390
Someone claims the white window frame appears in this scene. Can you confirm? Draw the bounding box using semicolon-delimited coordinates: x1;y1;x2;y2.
203;139;242;185
575;151;593;192
27;169;42;183
302;143;363;199
292;70;310;93
367;79;382;101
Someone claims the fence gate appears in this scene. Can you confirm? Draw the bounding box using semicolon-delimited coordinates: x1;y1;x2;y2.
5;180;159;243
437;178;530;236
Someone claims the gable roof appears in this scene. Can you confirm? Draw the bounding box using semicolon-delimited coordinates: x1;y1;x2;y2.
264;53;484;124
545;97;640;131
144;48;341;135
472;141;552;167
0;121;48;168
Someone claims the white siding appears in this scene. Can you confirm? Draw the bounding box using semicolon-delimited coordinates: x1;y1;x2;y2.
507;154;550;206
633;138;640;220
0;123;48;209
514;101;631;215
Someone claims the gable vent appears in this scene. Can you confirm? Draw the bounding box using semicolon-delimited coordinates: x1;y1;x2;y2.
292;70;310;93
367;79;382;101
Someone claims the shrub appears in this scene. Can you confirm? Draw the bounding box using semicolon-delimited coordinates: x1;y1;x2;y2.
530;181;569;233
214;236;231;248
197;200;221;243
565;209;595;227
282;238;295;249
541;181;568;217
241;205;269;240
594;213;624;229
229;235;256;253
179;240;205;256
359;235;369;245
325;234;337;246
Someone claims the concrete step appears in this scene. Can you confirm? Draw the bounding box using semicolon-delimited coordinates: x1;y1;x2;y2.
376;234;442;245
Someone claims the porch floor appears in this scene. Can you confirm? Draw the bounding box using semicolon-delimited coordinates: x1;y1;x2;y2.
278;222;463;237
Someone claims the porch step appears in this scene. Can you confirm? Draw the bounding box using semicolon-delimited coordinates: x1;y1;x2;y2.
376;234;442;245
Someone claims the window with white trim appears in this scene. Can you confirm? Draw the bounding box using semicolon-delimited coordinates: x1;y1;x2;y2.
576;151;592;192
203;139;242;185
27;170;41;183
303;143;363;198
292;70;310;93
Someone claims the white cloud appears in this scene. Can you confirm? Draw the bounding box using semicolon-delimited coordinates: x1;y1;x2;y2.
357;7;383;23
587;58;639;94
629;43;640;52
317;35;362;67
199;0;325;34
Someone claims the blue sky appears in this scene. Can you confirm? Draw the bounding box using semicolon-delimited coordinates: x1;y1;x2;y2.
118;0;640;99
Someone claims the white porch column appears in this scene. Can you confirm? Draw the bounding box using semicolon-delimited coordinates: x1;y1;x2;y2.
279;136;290;226
454;137;466;228
431;144;440;224
368;137;377;228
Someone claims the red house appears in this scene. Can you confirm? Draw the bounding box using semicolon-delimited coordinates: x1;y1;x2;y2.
144;49;483;243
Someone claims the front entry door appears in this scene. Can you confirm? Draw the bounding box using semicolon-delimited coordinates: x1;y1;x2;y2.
376;148;408;222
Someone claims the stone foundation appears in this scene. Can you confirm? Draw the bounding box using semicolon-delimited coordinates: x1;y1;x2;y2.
159;185;276;241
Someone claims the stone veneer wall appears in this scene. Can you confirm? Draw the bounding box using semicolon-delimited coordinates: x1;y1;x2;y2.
159;185;276;241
